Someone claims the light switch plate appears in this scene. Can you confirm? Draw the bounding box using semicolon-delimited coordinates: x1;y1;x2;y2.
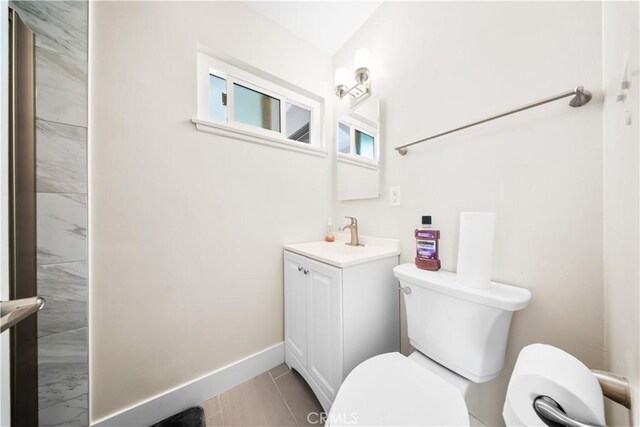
390;186;401;206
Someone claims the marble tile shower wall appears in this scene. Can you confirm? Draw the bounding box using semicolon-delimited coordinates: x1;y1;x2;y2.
10;2;88;426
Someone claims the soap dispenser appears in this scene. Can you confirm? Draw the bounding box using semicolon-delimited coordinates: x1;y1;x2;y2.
325;218;335;242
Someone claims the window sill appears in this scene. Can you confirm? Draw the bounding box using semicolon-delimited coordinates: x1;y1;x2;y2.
337;154;379;170
192;118;327;158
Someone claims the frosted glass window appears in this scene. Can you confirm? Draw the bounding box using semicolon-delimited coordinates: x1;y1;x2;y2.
355;130;375;159
209;74;227;123
338;123;351;154
286;103;311;143
234;83;280;132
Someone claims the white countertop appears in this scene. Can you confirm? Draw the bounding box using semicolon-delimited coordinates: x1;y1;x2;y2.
284;232;400;268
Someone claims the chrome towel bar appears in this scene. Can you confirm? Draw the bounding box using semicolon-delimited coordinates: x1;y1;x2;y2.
395;86;593;155
533;370;630;427
0;296;45;334
534;396;603;427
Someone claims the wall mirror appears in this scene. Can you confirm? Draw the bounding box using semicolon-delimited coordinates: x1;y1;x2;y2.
336;96;380;200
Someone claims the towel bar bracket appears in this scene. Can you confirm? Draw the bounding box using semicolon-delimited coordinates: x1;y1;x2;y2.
591;369;631;409
0;296;45;334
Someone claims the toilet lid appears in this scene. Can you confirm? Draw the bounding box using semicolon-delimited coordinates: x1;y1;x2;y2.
328;352;469;426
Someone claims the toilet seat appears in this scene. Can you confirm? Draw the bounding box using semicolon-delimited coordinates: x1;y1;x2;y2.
328;352;469;426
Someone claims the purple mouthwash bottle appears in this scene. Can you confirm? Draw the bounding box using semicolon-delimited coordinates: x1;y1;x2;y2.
415;215;441;271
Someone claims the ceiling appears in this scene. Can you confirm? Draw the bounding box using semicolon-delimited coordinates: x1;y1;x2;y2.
246;1;383;55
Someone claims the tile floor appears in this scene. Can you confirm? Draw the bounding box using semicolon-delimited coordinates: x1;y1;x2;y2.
201;364;324;426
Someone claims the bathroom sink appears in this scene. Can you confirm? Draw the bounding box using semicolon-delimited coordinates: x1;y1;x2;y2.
284;233;399;268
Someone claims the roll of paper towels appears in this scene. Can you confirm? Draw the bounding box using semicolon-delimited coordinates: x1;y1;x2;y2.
503;344;605;426
457;212;495;288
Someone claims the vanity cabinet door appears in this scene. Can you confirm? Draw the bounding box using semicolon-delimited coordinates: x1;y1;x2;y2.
284;252;308;367
306;258;343;402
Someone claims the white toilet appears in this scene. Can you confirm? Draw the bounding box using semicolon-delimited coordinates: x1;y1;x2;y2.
328;263;532;426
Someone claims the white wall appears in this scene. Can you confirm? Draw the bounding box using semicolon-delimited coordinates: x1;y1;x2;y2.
603;2;640;425
333;2;604;426
89;2;333;422
0;2;10;425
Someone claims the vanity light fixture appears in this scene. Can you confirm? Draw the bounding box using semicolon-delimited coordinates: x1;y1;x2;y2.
334;48;371;101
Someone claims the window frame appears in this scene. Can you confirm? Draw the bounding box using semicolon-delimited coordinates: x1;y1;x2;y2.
195;49;325;156
284;99;313;144
228;76;284;139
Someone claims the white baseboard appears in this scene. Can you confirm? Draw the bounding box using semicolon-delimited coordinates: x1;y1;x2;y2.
91;342;285;427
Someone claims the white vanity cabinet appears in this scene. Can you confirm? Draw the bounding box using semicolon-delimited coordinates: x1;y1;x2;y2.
283;244;399;411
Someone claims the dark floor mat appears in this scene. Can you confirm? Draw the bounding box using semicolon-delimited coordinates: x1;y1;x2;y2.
150;406;206;427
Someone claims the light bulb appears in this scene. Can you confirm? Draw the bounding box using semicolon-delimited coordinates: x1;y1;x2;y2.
353;48;371;84
334;67;350;88
354;48;370;70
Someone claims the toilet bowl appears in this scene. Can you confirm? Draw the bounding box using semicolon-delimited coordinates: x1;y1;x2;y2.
328;352;469;426
328;264;532;426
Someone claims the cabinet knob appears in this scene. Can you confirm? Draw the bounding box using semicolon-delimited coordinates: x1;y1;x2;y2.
303;269;309;275
298;266;303;272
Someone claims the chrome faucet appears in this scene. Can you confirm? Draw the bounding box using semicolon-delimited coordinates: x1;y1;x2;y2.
339;216;363;247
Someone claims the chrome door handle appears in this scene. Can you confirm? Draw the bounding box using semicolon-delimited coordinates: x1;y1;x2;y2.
399;285;412;295
1;296;45;334
533;396;603;427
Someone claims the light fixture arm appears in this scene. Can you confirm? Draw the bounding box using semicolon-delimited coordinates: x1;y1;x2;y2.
336;80;370;100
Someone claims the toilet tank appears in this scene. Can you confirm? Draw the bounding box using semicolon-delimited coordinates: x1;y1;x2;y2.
393;264;531;383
